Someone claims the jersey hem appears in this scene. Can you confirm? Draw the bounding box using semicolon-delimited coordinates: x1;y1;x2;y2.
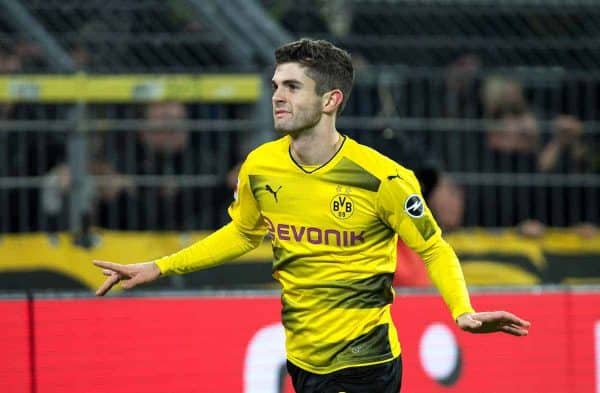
286;350;401;375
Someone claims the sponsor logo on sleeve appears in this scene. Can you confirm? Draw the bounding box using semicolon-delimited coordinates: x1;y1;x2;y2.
405;194;424;218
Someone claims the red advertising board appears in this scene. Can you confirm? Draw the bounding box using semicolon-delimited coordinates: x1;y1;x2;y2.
570;293;600;393
0;300;31;393
1;291;598;393
394;292;572;393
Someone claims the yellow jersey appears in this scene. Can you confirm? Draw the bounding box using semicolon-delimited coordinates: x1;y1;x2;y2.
157;134;474;374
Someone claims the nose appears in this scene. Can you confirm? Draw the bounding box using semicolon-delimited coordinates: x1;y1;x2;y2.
272;87;285;105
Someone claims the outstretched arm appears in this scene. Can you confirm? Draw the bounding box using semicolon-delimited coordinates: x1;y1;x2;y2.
456;311;531;336
93;221;265;295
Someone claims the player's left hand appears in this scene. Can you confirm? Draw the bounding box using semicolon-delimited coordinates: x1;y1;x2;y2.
456;311;530;336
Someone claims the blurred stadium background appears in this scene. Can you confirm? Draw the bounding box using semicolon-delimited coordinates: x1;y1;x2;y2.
0;1;599;392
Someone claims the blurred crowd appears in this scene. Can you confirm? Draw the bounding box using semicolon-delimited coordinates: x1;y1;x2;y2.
368;54;599;239
1;51;598;239
0;0;598;242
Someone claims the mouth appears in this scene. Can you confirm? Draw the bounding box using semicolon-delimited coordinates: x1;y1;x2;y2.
274;110;290;118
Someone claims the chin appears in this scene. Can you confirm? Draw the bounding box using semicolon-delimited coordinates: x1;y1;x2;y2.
274;123;295;134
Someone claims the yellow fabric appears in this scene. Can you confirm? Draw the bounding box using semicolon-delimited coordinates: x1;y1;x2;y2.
155;222;264;275
420;240;475;319
156;159;268;274
154;134;474;373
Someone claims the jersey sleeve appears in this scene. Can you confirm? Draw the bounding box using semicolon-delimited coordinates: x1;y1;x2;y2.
377;169;474;319
376;169;441;252
156;159;268;275
227;158;269;237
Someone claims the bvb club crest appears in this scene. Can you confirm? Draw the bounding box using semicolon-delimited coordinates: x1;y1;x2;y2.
330;186;354;219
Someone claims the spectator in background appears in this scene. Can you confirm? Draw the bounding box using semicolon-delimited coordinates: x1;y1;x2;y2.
428;175;465;232
137;101;189;159
320;0;353;38
476;76;541;227
0;39;45;73
0;47;22;73
481;75;597;232
538;115;589;173
535;115;597;236
0;44;60;232
445;54;482;118
41;102;190;234
41;137;134;235
69;42;91;71
482;75;540;171
41;100;237;234
12;39;45;71
126;101;191;230
118;101;236;230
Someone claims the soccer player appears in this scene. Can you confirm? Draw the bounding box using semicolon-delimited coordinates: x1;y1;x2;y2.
93;39;531;393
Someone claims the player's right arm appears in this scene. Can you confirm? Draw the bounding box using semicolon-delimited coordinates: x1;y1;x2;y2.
93;159;268;295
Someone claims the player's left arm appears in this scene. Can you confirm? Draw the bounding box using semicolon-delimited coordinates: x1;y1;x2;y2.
419;238;530;336
377;168;530;336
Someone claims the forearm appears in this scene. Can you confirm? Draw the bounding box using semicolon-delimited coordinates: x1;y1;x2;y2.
155;222;264;275
420;238;474;320
537;139;561;172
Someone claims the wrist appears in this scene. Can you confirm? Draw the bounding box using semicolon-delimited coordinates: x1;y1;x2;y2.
455;311;473;323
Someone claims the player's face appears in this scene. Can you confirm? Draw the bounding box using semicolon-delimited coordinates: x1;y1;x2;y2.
271;62;323;135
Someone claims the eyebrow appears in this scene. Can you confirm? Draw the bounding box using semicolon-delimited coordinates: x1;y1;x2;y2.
271;79;304;87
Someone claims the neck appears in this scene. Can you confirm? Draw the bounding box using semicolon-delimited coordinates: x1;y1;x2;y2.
289;127;342;166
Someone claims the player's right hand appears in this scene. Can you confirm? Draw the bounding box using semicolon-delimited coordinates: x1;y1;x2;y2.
93;260;161;296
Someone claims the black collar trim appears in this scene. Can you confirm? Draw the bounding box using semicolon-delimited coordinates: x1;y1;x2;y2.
288;135;347;174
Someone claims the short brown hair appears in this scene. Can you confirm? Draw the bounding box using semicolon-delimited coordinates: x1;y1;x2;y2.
275;38;354;114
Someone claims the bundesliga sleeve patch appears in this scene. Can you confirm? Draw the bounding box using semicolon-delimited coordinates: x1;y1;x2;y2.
404;194;424;218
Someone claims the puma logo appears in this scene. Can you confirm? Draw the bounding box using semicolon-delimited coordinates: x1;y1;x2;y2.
265;184;282;203
387;174;402;181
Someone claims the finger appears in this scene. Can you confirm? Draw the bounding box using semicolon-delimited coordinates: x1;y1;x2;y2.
504;313;531;327
473;311;530;327
507;322;531;332
121;277;139;290
95;274;120;296
492;311;531;327
500;324;529;336
102;269;116;277
121;268;155;289
471;311;505;323
93;260;129;275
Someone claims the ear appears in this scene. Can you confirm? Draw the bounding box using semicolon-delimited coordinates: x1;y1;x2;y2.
322;89;344;114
